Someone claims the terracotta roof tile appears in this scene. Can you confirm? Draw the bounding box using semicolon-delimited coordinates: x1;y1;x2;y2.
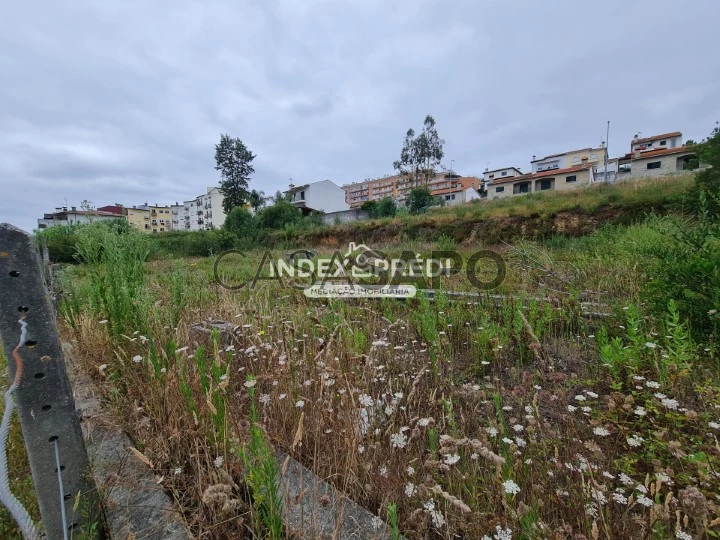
632;132;681;145
490;164;592;185
630;146;694;160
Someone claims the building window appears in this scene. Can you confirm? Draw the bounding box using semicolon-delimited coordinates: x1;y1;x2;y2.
647;161;661;170
566;175;577;183
300;191;305;200
539;179;553;191
495;186;504;193
589;154;597;160
660;140;667;146
489;174;494;179
572;157;580;164
501;171;507;176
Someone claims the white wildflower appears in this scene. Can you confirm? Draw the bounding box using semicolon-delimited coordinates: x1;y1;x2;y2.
418;418;430;427
645;380;660;389
627;435;644;447
662;398;679;410
358;445;365;454
391;432;408;449
406;465;415;476
132;355;142;363
612;492;628;505
358;393;374;407
487;427;499;437
259;394;271;406
585;391;599;399
503;479;520;495
593;427;610;437
295;400;305;408
512;424;524;432
379;466;388;478
174;467;182;475
214;456;224;468
568;405;578;412
243;379;257;388
709;421;720;429
636;495;654;507
575;395;586;402
443;454;460;465
404;482;416;497
634;406;647;417
676;530;692;540
645;342;657;349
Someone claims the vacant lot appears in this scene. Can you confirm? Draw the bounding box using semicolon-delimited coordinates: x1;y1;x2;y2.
44;192;720;539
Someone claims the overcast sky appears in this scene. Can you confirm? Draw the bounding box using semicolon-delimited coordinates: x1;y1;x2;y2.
1;0;719;232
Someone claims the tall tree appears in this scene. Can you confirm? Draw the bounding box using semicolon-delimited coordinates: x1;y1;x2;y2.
215;134;255;213
248;189;267;213
393;115;445;187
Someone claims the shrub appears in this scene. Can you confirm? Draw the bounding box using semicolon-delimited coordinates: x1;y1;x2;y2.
224;207;255;238
406;186;436;215
644;192;720;342
256;200;302;230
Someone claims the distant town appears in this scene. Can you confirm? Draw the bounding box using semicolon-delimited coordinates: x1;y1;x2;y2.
36;130;701;232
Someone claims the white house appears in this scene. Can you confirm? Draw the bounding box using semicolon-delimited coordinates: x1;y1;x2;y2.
531;146;607;174
483;167;523;183
284;180;349;214
631;132;682;153
37;207;121;229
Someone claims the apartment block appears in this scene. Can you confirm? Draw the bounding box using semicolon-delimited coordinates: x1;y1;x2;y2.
343;172;481;208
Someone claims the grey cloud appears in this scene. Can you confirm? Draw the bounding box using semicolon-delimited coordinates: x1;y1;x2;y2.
1;0;720;231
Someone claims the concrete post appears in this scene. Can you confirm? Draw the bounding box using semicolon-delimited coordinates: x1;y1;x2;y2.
0;224;99;539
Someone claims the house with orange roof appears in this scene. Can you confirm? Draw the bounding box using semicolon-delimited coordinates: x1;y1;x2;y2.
488;164;595;200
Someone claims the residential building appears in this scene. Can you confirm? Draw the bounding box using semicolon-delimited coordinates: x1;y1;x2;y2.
488;164;595;200
441;186;483;206
128;204;174;233
285;180;349;214
96;204;125;215
630;132;682;153
171;203;186;231
343;172;482;208
531;146;607;173
125;207;151;232
37;207;122;229
197;187;227;229
614;131;698;180
617;146;697;180
483;167;523;183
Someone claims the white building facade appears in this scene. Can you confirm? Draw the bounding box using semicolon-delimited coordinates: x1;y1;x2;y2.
285;180;349;214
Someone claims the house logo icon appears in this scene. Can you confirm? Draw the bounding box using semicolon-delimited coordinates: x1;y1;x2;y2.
343;242;387;278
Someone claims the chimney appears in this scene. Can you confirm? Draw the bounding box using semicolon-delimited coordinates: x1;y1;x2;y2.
634;150;641;159
532;155;536;161
71;206;76;211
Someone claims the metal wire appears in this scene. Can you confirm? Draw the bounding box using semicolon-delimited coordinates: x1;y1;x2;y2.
0;318;42;539
52;439;68;540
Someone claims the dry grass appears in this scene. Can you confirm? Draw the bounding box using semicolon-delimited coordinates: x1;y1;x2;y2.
55;221;720;539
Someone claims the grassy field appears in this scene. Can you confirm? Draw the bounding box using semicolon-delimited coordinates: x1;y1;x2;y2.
3;173;719;538
41;195;720;539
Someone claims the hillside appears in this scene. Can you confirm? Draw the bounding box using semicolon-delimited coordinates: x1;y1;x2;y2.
282;174;696;248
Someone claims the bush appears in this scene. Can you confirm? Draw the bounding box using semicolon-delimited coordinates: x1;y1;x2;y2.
36;218;129;263
256;200;302;230
406;186;436;215
151;229;236;258
224;207;255;238
644;193;720;342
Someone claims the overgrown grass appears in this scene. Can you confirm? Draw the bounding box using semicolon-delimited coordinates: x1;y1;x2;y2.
51;188;720;539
